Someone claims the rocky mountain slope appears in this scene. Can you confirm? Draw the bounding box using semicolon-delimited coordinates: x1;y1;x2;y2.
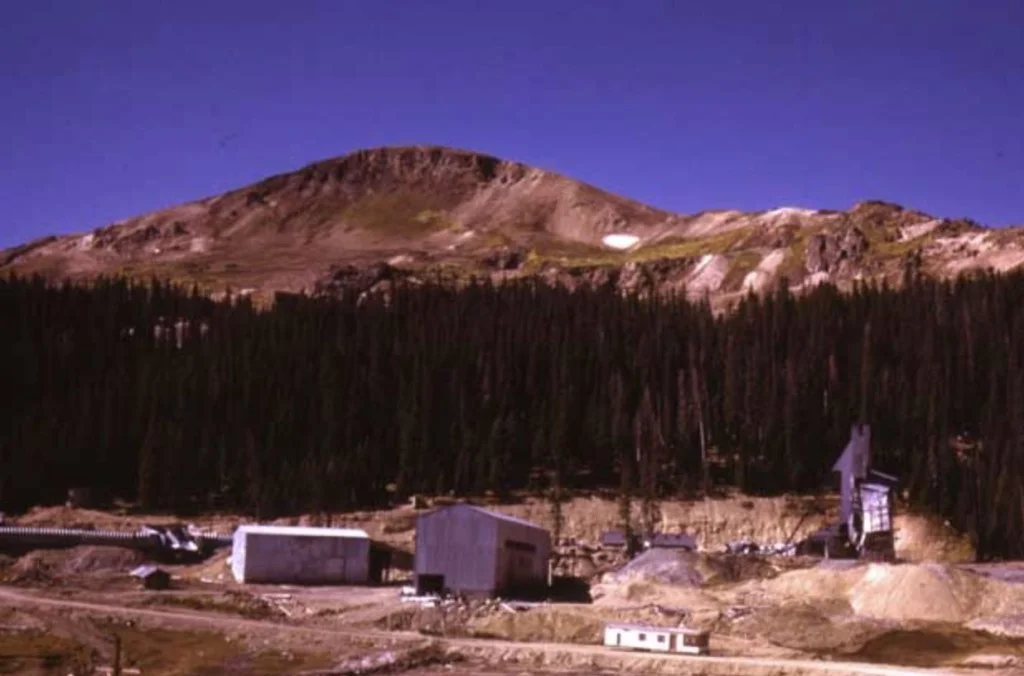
4;145;1024;307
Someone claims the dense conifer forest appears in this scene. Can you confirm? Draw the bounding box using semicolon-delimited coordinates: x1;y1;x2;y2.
2;272;1024;559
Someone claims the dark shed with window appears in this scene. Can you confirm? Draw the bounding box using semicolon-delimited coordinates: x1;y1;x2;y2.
414;503;551;598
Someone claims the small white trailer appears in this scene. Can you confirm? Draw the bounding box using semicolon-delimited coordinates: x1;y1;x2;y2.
603;622;710;655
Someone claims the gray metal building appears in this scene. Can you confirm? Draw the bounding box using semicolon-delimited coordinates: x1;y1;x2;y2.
414;503;551;598
231;524;372;584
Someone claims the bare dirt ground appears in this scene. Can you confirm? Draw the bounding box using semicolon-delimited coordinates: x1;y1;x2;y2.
0;587;994;676
1;494;1017;674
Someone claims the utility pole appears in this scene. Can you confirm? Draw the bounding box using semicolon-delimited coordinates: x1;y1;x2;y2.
112;634;122;676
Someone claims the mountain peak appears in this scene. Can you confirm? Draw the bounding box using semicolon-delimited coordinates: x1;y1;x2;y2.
3;146;1023;307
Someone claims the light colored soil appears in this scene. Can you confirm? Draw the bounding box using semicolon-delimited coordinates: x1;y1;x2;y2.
0;587;977;675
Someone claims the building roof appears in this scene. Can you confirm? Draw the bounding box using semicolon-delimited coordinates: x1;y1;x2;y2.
604;622;707;635
646;532;697;549
867;469;899;485
833;424;871;475
421;503;548;532
235;524;369;538
600;530;631;546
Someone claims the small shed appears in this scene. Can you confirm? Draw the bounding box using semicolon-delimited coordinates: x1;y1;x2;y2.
231;525;373;585
130;565;170;590
603;622;710;655
414;503;551;598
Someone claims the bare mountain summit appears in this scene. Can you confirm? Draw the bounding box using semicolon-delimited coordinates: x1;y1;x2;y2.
4;145;1024;306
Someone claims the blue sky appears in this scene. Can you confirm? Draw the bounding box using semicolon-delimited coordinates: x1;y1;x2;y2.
2;1;1022;248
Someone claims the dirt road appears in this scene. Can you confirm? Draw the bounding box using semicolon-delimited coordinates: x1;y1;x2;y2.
0;587;966;675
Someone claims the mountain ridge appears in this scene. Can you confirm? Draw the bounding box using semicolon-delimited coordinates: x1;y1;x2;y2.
4;145;1024;306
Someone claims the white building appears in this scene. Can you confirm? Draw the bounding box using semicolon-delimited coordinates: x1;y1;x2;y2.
231;525;372;585
603;622;710;655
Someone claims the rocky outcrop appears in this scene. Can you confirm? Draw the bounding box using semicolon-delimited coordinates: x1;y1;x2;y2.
806;228;869;275
314;263;411;296
482;247;526;271
312;257;702;301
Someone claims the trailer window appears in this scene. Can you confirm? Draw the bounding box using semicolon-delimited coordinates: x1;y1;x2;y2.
657;634;665;643
638;633;646;641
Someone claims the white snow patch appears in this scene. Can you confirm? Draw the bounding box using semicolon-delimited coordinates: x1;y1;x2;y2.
602;233;640;250
458;230;476;240
190;238;211;253
899;220;941;242
741;249;787;292
77;234;95;251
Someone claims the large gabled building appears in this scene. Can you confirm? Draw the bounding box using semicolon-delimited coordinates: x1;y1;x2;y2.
414;503;551;598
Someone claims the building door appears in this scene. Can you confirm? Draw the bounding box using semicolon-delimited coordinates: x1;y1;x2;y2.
417;574;445;595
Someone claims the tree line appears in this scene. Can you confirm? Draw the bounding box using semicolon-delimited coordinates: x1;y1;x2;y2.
2;271;1023;560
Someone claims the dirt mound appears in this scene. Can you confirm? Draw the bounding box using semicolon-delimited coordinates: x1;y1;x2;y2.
468;608;603;644
752;561;864;602
752;561;1024;625
2;546;146;584
848;563;980;623
602;549;780;591
591;578;724;619
4;552;55;584
602;549;703;587
62;546;147;574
